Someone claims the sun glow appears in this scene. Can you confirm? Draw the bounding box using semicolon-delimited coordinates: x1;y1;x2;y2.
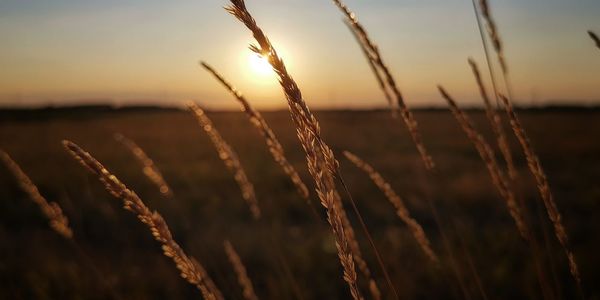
248;53;273;76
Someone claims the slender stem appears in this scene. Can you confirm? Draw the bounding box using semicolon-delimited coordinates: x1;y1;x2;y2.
337;173;399;300
471;0;501;108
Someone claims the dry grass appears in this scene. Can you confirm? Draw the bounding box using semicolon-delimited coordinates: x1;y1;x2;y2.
343;151;438;263
342;21;394;117
187;102;260;220
588;30;600;49
199;62;310;203
441;87;558;299
1;1;597;299
438;87;528;240
499;95;582;291
477;0;507;74
0;149;73;239
224;240;259;300
331;0;435;171
62;140;223;300
225;0;364;298
468;58;516;180
114;133;173;198
475;0;516;102
337;201;382;300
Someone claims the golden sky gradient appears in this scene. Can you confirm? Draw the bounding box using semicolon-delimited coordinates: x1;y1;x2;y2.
1;0;599;109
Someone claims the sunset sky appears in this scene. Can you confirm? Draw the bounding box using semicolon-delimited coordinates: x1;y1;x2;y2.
1;0;599;109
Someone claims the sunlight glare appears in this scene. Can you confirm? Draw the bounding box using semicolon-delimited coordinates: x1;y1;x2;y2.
248;53;273;76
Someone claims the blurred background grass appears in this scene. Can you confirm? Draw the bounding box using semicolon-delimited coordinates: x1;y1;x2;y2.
1;108;599;299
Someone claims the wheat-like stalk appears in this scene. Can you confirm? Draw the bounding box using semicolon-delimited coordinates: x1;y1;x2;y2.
438;87;528;240
343;151;438;263
476;0;517;101
468;58;516;180
187;102;260;220
0;150;73;239
199;62;310;203
588;30;600;50
62;140;223;300
225;1;363;298
478;0;507;74
342;21;394;118
331;0;434;170
499;95;582;289
224;240;259;300
439;88;566;297
114;133;174;198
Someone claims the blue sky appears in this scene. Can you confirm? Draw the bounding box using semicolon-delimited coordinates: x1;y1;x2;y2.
1;0;599;108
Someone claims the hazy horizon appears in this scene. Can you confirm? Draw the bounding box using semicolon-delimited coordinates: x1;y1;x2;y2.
1;0;599;109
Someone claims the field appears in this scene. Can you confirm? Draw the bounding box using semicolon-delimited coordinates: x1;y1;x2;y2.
1;108;599;299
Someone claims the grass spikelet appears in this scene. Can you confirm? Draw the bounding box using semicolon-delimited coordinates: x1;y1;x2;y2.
225;1;364;298
224;240;259;300
438;87;528;240
62;140;223;300
199;62;310;202
187;102;260;220
588;30;600;49
332;0;435;170
343;151;438;263
0;149;73;239
477;0;507;74
468;58;516;180
499;95;582;290
114;133;174;198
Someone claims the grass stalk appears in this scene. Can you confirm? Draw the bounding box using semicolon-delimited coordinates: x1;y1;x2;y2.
114;133;174;198
331;0;435;170
499;95;583;295
187;102;260;220
199;62;312;207
343;151;438;263
342;21;394;117
224;240;259;300
467;59;516;180
225;1;368;298
62;140;223;300
476;0;514;99
438;86;528;239
0;149;73;239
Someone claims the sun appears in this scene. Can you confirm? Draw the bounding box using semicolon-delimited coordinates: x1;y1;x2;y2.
248;53;272;76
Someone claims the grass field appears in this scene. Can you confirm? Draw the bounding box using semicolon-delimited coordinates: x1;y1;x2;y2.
1;108;599;299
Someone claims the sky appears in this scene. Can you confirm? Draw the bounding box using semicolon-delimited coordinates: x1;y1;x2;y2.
0;0;599;109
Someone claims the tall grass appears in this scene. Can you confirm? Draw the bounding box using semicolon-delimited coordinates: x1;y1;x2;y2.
224;240;259;300
467;59;516;180
187;102;260;220
342;21;394;117
438;87;527;239
225;0;367;298
499;95;582;292
114;133;173;198
475;0;513;98
199;62;310;204
0;149;73;239
440;86;560;299
62;140;223;300
331;0;435;171
473;0;581;293
343;151;438;263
